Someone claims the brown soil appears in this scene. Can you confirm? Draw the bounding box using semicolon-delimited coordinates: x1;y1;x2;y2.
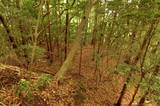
0;45;156;106
21;94;48;106
0;68;21;88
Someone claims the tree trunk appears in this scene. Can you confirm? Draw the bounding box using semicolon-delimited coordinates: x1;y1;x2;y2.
0;14;17;48
115;74;131;106
55;0;94;82
138;91;149;106
115;20;157;106
79;42;83;75
64;0;69;60
29;0;44;69
128;23;158;106
128;73;143;106
47;0;54;63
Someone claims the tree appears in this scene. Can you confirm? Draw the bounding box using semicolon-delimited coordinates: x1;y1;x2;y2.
55;0;95;82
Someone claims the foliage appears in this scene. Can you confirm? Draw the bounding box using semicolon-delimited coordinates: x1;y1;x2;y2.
36;74;52;89
18;45;45;61
13;79;32;99
111;61;131;75
74;81;87;105
152;75;160;105
13;74;52;99
0;37;7;57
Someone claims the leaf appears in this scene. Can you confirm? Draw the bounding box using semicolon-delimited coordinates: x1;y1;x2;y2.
18;45;45;61
155;0;160;3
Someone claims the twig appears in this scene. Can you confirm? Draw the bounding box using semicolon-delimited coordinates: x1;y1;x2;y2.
0;102;7;106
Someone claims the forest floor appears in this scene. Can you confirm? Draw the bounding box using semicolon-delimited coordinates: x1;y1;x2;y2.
0;45;156;106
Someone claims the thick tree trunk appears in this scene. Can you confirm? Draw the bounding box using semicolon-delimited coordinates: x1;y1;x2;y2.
55;0;94;82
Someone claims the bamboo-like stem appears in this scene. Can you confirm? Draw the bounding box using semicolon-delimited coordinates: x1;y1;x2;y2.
29;0;44;70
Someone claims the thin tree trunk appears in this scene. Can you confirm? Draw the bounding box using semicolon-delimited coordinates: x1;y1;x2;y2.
16;0;26;45
106;12;117;47
137;91;149;106
47;0;54;63
79;41;83;75
115;20;157;106
128;20;159;106
64;0;69;60
91;2;99;61
128;73;143;106
0;14;17;48
137;64;160;106
116;74;131;106
29;0;44;69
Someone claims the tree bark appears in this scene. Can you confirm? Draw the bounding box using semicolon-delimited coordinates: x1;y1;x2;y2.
64;0;69;60
47;0;54;63
137;91;149;106
115;20;157;106
0;14;17;48
55;0;94;82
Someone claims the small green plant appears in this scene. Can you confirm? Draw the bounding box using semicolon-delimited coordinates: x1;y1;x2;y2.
74;81;87;105
18;45;45;62
110;61;132;75
12;75;52;100
13;79;32;99
37;74;52;89
74;90;86;105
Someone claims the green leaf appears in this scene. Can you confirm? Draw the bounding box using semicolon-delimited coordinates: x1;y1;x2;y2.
155;0;160;3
